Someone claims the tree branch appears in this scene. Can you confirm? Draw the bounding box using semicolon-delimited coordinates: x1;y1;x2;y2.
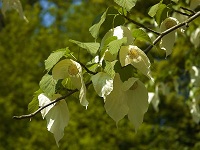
144;10;200;54
121;14;160;35
13;81;92;120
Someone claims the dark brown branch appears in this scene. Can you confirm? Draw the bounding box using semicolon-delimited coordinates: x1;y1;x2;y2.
121;14;160;35
180;6;196;14
144;10;200;54
13;81;92;120
173;9;193;17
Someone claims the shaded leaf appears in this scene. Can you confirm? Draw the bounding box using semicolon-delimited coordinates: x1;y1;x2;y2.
28;89;42;113
132;28;153;44
89;8;108;39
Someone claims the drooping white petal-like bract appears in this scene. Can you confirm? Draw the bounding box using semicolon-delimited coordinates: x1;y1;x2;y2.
105;73;149;131
52;59;89;107
91;72;113;100
119;45;153;80
160;17;178;57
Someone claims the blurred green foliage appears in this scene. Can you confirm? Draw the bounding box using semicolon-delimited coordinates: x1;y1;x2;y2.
0;0;200;149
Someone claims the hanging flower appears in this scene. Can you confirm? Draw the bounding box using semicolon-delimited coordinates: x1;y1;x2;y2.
160;17;179;57
190;66;200;87
104;73;149;131
119;45;153;81
2;0;29;22
52;59;88;108
38;93;69;147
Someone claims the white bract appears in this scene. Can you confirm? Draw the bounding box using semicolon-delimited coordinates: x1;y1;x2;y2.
38;93;69;146
189;89;200;123
160;17;178;57
148;85;159;112
91;72;113;101
1;0;28;22
190;66;200;87
190;28;200;48
119;45;153;81
52;59;89;108
104;73;149;131
38;93;55;119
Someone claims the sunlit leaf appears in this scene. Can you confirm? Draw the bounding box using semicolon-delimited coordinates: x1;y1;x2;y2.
114;0;137;12
108;37;127;55
69;40;100;56
39;74;58;97
91;72;113;100
45;48;69;72
148;0;163;17
45;99;69;147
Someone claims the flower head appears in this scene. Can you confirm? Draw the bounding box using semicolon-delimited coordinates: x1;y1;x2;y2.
52;59;88;108
119;45;153;80
160;17;179;57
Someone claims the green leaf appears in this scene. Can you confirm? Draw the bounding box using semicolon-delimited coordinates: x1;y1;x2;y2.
132;29;153;44
148;0;163;17
114;0;137;12
108;37;127;55
45;48;69;72
45;98;69;147
69;40;100;56
28;89;42;113
91;72;113;100
39;74;58;97
104;60;117;78
155;4;169;26
89;8;108;39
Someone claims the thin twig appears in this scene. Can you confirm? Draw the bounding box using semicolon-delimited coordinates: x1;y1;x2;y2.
13;81;92;119
144;10;200;54
180;6;196;14
173;9;193;17
121;14;160;35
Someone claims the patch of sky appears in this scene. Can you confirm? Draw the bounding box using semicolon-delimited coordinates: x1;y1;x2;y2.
39;0;56;27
